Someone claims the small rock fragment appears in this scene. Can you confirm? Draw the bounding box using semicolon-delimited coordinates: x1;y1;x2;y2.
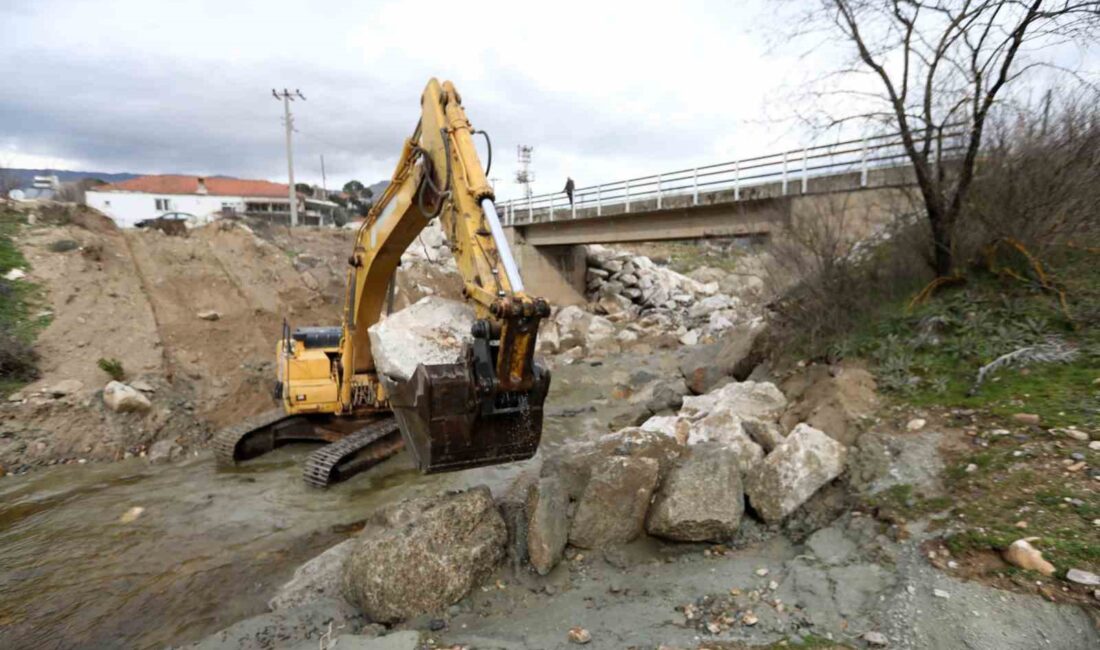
1011;413;1040;425
906;418;926;431
567;627;592;644
1002;539;1055;576
933;589;950;599
197;310;221;321
1066;568;1100;587
741;611;758;626
863;631;889;646
119;506;144;523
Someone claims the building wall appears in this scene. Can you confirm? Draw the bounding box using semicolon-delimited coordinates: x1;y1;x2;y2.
85;191;248;228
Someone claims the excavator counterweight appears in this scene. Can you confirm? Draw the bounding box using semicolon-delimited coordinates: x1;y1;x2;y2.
213;78;551;486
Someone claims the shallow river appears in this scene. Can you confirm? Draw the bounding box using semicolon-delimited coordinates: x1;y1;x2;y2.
0;355;668;649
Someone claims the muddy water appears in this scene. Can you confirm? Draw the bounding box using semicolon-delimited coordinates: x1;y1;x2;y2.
0;352;677;650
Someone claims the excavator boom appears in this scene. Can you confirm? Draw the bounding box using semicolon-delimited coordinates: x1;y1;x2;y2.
340;78;551;473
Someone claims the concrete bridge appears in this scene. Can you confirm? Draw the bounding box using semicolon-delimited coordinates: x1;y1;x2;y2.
500;129;959;303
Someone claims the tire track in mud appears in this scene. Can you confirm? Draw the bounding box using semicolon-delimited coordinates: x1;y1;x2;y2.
120;230;177;382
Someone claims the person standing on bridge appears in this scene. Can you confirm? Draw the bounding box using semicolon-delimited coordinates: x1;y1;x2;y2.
563;177;575;207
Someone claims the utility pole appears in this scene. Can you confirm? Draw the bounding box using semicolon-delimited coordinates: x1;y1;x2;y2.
272;88;306;226
320;154;327;196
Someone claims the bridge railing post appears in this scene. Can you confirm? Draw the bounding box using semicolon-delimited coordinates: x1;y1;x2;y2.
549;193;555;221
625;180;631;213
656;174;662;210
734;160;740;201
692;168;699;205
597;186;602;216
781;151;789;195
572;193;577;219
527;194;533;221
801;148;808;194
860;138;868;187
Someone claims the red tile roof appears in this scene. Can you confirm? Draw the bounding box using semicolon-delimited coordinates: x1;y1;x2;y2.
96;175;290;198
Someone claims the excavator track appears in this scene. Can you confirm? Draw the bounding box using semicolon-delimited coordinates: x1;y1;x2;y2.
301;417;404;489
213;408;299;467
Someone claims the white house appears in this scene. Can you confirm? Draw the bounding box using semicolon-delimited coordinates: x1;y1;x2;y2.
85;175;337;228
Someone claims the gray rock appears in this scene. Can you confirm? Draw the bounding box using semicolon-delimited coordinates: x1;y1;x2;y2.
679;343;727;395
367;297;475;381
586;268;609;281
186;598;364;650
526;476;569;575
290;631;420;650
129;378;156;392
342;486;506;622
1067;568;1100;586
680;380;787;421
102;381;152;413
745;424;848;524
147;438;182;464
269;538;356;610
685;407;764;474
569;456;659;549
646;446;744;542
46;379;83;397
742;416;784;453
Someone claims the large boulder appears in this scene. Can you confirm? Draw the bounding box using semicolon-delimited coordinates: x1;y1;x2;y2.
780;365;878;446
680;380;786;422
269;539;356;610
745;424;848;524
584;314;617;352
678;343;727;395
685;406;764;473
342;486;506;622
646;446;744;542
554;305;592;349
367;297;475;381
103;381;152;413
569;456;659;549
526;476;569;575
640;414;692;445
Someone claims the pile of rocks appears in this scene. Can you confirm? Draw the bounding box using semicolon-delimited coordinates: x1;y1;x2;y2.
582;245;765;347
524;378;849;574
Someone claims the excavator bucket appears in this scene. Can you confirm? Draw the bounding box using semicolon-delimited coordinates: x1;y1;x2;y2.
383;360;551;474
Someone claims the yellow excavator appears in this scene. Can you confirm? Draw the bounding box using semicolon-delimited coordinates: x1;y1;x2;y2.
214;78;551;487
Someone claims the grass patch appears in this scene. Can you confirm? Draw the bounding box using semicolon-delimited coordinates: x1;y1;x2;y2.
865;483;953;522
838;245;1100;429
937;441;1099;575
97;357;125;381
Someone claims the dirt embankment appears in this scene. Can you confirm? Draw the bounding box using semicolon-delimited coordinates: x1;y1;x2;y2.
0;209;460;473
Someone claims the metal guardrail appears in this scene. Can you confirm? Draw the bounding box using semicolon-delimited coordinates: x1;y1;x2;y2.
499;128;965;226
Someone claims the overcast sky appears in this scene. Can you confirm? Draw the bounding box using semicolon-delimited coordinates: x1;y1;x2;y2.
2;0;1095;201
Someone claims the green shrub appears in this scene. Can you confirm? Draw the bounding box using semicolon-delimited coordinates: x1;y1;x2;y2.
97;357;125;381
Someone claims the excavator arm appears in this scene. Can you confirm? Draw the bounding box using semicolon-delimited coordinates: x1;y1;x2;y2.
337;78;551;473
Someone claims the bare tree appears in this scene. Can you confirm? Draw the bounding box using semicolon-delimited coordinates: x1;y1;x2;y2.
791;1;1099;276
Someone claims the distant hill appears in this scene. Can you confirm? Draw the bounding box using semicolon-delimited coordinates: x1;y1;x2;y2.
367;180;389;197
2;168;142;187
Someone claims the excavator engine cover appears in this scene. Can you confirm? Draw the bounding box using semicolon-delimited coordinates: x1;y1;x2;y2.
383;359;550;474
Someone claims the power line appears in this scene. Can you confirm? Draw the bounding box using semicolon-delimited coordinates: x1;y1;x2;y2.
272;88;305;226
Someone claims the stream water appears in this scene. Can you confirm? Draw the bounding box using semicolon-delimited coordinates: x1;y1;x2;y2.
0;353;675;649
